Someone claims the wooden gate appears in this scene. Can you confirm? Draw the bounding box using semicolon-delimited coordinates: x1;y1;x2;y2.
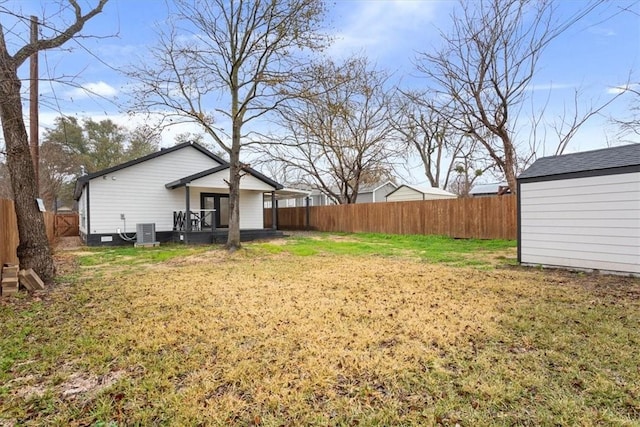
55;213;79;237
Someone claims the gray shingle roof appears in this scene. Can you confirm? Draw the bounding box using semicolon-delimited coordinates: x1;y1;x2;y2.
518;144;640;180
74;141;283;200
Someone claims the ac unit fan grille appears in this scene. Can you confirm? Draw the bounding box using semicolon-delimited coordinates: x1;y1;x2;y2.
136;223;156;244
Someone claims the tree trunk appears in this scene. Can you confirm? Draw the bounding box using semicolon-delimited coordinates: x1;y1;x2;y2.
0;66;55;283
502;135;518;194
226;122;241;251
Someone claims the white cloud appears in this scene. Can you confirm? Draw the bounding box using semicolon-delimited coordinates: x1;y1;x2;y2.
607;83;639;95
66;81;118;100
326;1;442;60
587;27;616;37
525;82;576;92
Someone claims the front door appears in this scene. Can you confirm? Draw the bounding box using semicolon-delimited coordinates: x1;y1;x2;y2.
201;193;229;228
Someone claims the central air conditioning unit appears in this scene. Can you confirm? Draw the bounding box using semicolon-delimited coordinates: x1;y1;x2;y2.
136;223;157;245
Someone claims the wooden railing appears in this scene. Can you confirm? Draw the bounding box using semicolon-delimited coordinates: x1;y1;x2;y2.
173;210;216;231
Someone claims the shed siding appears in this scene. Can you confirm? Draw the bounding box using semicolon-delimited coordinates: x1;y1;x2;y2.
357;192;373;204
520;172;640;274
387;186;422;202
88;147;221;234
373;183;396;202
78;188;88;234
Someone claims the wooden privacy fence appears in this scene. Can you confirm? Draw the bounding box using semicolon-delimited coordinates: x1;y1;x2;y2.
0;198;58;267
265;195;517;240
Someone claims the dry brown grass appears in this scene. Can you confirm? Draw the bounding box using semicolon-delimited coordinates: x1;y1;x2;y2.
1;238;639;425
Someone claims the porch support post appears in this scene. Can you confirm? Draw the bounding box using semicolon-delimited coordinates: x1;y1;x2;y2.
306;196;310;231
185;185;190;244
271;191;277;230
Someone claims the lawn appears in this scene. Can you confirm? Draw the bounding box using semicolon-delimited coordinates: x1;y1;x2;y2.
1;233;639;426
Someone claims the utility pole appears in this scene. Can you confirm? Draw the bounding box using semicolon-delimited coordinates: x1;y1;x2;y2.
29;15;39;193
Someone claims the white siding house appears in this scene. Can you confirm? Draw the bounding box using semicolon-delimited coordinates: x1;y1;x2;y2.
355;181;398;203
386;184;457;202
279;181;398;206
74;142;283;245
518;144;640;275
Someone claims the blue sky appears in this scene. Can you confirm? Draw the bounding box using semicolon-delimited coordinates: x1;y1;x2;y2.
4;0;640;184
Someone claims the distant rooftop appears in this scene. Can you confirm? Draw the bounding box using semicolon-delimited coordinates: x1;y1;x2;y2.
388;184;457;197
469;182;508;195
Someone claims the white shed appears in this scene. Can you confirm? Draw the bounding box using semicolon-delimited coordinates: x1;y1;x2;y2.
517;144;640;275
386;184;457;202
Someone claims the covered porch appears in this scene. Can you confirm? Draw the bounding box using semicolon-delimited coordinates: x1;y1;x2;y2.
165;168;302;244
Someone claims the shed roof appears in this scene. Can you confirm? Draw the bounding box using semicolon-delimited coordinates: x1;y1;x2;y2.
386;184;457;198
306;180;397;197
359;180;398;193
518;144;640;180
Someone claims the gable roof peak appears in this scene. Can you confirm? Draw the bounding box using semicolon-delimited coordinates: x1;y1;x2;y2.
73;141;227;200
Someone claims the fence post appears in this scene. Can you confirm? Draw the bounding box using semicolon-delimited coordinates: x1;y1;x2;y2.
271;192;277;230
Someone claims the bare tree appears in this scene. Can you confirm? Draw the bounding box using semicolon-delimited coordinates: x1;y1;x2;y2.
447;154;494;197
550;88;625;155
174;131;228;161
415;0;607;192
39;140;78;211
130;0;327;250
125;124;161;160
611;85;640;143
255;57;400;204
393;91;495;190
0;0;107;282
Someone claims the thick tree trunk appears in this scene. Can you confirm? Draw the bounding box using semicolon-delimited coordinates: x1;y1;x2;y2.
0;66;55;282
226;122;241;250
227;162;241;250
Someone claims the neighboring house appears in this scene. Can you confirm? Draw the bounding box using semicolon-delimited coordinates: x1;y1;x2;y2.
74;141;283;246
280;181;398;206
306;189;334;207
469;182;510;197
355;181;398;204
518;144;640;275
386;184;458;202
